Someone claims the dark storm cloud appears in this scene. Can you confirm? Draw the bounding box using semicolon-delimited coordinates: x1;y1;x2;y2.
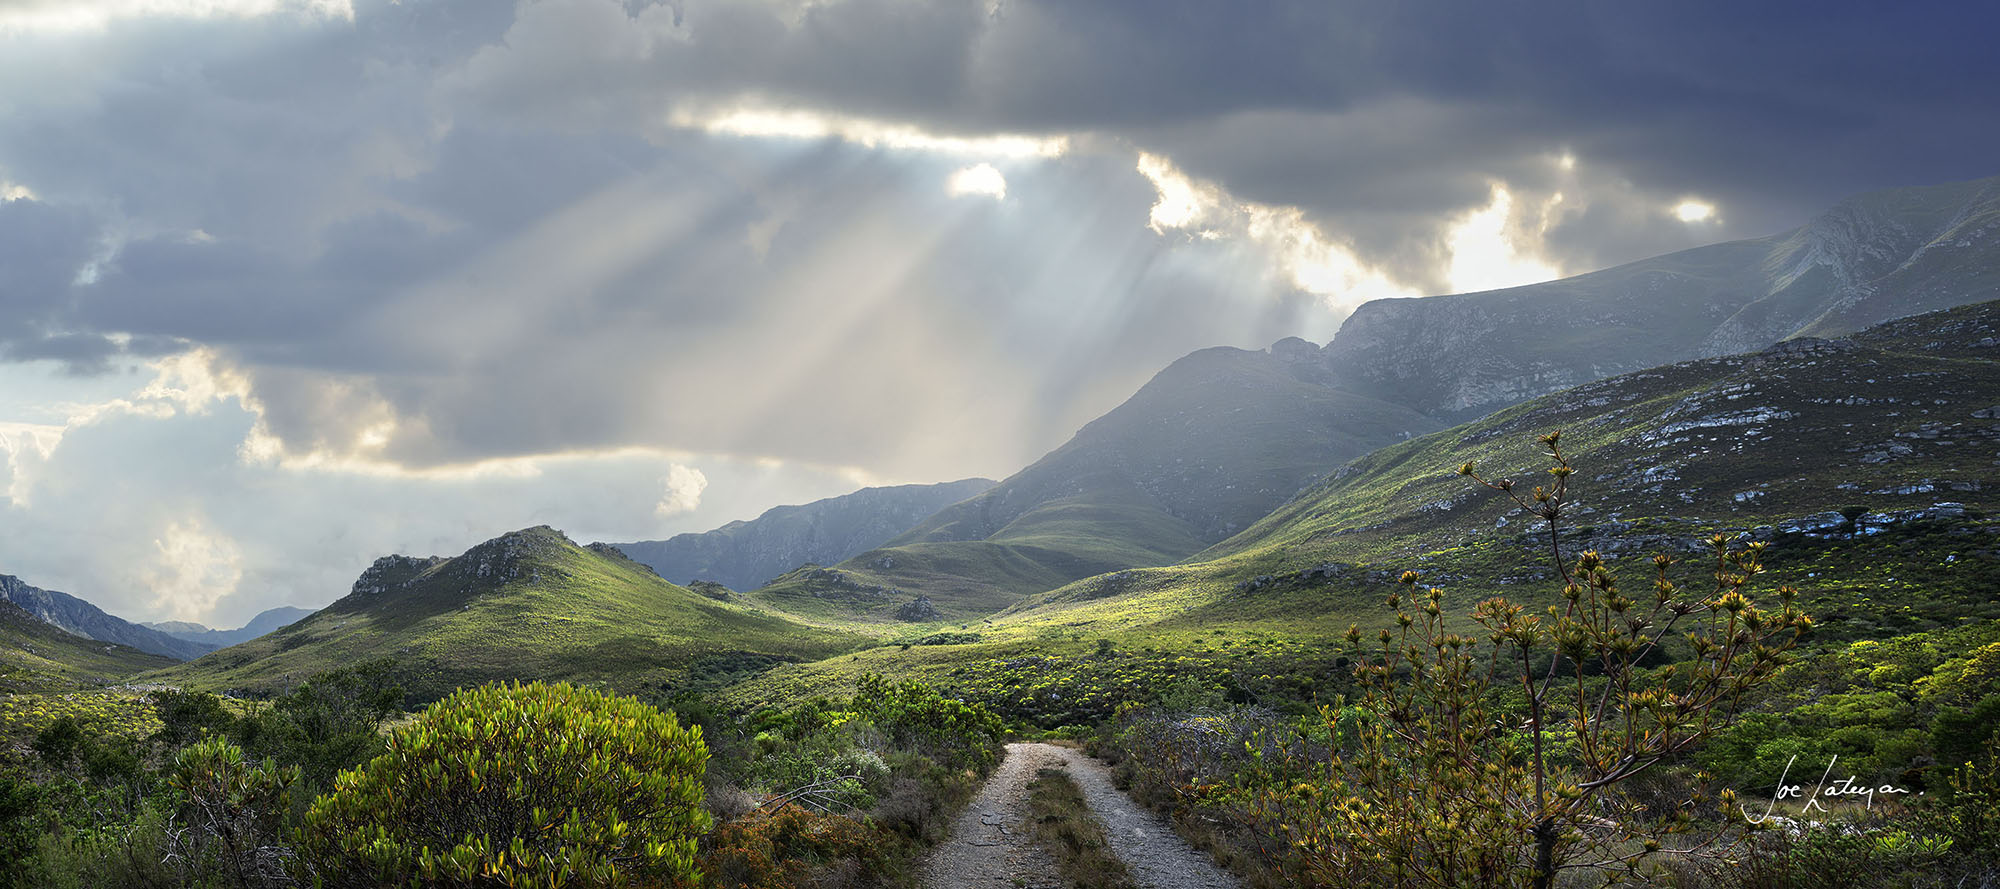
3;0;1996;471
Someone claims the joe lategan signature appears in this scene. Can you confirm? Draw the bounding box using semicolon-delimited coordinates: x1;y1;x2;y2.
1743;754;1922;823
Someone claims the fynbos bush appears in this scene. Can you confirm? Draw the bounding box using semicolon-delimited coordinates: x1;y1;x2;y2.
300;680;710;888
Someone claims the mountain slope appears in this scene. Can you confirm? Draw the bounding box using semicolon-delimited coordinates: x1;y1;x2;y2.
747;344;1439;622
1;601;177;692
744;176;2000;625
1324;174;2000;420
155;526;866;700
609;478;995;590
0;574;215;660
142;606;314;648
725;300;2000;711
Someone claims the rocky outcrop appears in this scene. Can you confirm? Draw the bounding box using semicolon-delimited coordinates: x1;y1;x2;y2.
895;595;941;621
610;479;995;592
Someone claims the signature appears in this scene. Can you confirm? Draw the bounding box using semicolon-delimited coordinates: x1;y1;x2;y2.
1742;754;1922;823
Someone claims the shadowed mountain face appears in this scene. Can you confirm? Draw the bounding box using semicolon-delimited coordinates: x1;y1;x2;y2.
0;574;215;661
0;601;178;691
142;606;315;648
608;479;996;592
155;526;863;701
1323;175;2000;421
744;175;2000;623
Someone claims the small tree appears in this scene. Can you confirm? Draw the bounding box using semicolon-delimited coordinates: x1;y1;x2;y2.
1277;431;1812;888
298;681;709;888
167;737;299;887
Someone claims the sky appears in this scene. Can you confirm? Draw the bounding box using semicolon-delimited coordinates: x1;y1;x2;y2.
1;0;1997;626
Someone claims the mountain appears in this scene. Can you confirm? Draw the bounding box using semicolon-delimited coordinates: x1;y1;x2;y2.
0;574;216;661
744;176;2000;625
747;345;1438;621
1323;174;2000;421
608;478;996;591
141;606;314;648
727;299;2000;712
1;601;178;692
154;526;865;701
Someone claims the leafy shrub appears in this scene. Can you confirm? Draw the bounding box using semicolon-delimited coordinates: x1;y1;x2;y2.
150;689;238;749
299;681;710;888
701;807;893;889
852;674;1004;772
167;736;298;887
234;660;403;789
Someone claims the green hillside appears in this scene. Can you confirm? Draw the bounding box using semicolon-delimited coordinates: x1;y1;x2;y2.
152;527;866;701
748;345;1437;623
0;601;177;693
726;299;2000;718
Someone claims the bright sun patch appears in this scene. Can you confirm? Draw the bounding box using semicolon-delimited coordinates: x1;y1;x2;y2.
946;163;1008;200
1673;199;1716;223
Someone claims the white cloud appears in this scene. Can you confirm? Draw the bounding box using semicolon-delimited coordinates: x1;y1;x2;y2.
671;105;1068;159
1443;183;1566;293
1136;151;1417;312
0;422;63;507
142;515;245;621
655;463;708;518
945;163;1007;200
0;0;352;34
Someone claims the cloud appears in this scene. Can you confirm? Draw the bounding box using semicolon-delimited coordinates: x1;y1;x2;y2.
945;163;1006;199
143;515;245;621
0;0;352;34
655;464;708;518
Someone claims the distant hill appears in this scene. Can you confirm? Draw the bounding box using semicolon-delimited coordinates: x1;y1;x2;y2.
154;526;865;700
608;478;995;591
142;606;314;648
1324;174;2000;421
0;601;177;692
0;574;215;661
748;345;1438;621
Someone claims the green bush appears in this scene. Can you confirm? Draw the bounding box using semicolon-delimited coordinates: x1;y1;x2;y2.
852;674;1004;772
168;736;298;887
299;680;710;888
235;660;403;789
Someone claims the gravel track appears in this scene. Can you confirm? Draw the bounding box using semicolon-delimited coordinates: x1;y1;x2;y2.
920;742;1241;889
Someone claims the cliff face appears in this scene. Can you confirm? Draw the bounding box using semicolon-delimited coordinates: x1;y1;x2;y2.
609;479;996;591
1322;175;2000;420
0;574;215;661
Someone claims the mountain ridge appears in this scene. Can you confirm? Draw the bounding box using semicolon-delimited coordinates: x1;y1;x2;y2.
0;574;215;661
609;478;996;591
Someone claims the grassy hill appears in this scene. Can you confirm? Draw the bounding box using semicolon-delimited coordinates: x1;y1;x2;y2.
0;601;177;693
745;344;1437;623
152;526;867;702
723;299;2000;720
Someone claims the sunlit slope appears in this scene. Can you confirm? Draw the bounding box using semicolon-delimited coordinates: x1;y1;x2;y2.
725;300;2000;705
154;526;865;701
1;601;177;692
747;344;1438;622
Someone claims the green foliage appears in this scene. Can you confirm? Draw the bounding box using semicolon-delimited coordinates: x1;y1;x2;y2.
0;767;41;889
1268;434;1809;888
168;737;299;887
299;680;710;888
852;674;1004;772
235;660;402;788
150;689;238;749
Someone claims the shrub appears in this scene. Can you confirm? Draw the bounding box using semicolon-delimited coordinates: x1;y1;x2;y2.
235;660;403;789
167;736;299;887
299;681;710;888
701;807;893;889
150;689;238;749
852;674;1004;772
1266;432;1811;889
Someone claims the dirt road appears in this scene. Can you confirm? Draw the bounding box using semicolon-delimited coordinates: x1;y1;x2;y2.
920;742;1241;889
